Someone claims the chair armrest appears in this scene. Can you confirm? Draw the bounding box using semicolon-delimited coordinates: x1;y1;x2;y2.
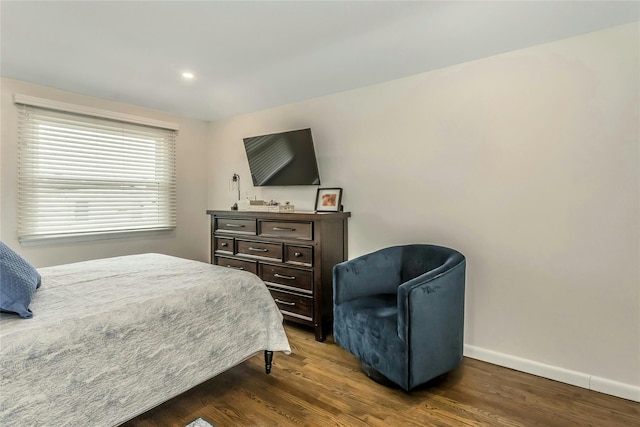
397;257;466;342
333;246;403;305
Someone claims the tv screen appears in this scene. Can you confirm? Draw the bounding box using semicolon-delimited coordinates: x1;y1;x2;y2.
243;128;321;186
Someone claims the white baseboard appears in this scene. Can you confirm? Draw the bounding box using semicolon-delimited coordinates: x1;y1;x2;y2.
463;345;640;402
590;376;640;402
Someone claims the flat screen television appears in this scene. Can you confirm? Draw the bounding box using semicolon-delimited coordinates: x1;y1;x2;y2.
242;128;321;186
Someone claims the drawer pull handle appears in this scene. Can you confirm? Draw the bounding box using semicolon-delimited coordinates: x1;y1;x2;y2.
273;227;296;231
226;265;244;270
225;224;245;228
221;242;228;247
248;247;268;252
274;298;296;306
294;252;302;257
274;273;296;280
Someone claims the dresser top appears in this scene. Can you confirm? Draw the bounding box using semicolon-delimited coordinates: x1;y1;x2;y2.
207;210;351;220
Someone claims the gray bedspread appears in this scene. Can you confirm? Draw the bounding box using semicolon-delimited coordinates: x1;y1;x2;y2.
0;253;291;426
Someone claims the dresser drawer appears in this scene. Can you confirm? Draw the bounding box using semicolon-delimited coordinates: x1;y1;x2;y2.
269;288;313;320
215;237;234;253
260;263;313;293
215;256;258;275
215;218;256;234
284;245;313;266
259;220;312;240
236;240;283;261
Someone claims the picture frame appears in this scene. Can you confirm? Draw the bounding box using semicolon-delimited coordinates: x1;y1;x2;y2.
315;187;343;212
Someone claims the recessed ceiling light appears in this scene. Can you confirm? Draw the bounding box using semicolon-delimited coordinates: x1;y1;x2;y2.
182;72;195;79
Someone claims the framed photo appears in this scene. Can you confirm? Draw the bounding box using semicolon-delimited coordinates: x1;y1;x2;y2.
315;188;343;212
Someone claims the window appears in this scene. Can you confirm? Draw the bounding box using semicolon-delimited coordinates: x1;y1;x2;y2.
16;96;177;243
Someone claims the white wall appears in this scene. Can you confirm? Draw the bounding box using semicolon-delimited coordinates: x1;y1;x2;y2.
207;23;639;397
1;77;211;266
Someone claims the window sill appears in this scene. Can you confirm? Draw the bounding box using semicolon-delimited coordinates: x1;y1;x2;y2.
19;228;176;246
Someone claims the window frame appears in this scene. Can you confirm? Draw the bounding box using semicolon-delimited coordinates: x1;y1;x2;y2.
14;94;179;244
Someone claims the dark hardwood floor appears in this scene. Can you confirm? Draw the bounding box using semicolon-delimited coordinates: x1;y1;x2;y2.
122;322;639;427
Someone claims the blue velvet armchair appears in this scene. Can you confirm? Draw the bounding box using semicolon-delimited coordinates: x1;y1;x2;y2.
333;244;466;391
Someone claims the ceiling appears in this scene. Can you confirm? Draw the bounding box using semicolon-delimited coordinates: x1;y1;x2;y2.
1;1;638;122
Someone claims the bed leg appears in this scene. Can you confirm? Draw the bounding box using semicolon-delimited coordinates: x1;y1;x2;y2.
264;350;273;374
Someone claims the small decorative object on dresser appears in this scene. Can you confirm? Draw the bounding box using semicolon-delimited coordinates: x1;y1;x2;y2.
237;199;295;213
207;210;350;341
230;173;241;210
315;187;343;212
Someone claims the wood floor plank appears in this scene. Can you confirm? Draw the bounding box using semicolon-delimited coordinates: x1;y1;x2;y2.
121;322;640;427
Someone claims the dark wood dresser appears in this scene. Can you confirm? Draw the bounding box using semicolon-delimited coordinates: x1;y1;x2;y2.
207;210;350;341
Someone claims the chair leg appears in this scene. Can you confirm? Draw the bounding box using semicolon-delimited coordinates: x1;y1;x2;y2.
360;361;399;389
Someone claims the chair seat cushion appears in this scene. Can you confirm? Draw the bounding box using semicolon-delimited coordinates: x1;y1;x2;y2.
346;293;398;319
333;293;408;389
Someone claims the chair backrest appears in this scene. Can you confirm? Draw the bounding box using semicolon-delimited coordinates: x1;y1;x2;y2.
399;244;463;283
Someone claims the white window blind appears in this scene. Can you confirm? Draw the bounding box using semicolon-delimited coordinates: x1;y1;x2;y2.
16;102;177;242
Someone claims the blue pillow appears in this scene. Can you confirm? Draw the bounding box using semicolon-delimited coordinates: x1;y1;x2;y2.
0;241;41;318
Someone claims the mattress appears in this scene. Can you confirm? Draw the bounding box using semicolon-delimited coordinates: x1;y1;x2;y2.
0;253;291;426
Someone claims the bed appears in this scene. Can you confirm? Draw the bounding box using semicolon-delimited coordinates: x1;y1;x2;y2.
0;253;291;426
